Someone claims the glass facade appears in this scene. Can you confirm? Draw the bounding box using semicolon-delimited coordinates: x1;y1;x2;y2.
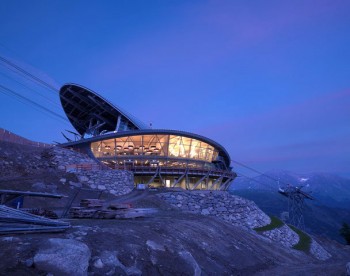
91;134;219;164
89;134;234;190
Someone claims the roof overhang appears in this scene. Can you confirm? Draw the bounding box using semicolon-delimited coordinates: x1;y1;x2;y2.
59;84;148;136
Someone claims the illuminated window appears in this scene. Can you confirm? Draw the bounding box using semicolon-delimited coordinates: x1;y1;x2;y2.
91;134;220;164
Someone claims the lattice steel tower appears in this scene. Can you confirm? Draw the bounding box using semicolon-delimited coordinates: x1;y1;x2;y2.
278;185;314;230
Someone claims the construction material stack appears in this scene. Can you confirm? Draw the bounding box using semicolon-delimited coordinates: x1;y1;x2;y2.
69;199;156;219
0;205;70;234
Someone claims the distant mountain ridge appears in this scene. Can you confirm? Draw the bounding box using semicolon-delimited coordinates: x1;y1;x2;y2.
230;170;350;210
229;170;350;243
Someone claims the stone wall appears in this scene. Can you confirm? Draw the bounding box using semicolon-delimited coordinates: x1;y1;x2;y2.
49;147;97;168
75;170;134;196
260;227;331;260
157;191;271;229
53;146;134;196
262;225;299;248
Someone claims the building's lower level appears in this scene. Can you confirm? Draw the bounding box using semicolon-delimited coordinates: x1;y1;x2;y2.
62;129;237;190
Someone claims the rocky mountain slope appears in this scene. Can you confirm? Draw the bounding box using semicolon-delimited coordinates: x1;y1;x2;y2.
0;140;349;275
1;193;349;276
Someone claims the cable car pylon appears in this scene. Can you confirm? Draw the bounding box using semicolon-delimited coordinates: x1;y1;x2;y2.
278;185;314;230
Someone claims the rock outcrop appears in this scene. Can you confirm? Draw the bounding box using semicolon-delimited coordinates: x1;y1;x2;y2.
34;238;91;276
92;250;142;275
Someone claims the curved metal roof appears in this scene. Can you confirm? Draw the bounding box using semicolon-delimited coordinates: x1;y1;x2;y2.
59;84;149;136
60;129;231;167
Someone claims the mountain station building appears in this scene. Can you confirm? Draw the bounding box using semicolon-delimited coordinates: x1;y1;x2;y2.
59;84;236;190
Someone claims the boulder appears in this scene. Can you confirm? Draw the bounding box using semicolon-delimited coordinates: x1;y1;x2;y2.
34;238;91;276
100;250;120;267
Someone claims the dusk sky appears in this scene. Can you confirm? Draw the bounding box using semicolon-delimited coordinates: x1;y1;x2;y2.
0;1;349;177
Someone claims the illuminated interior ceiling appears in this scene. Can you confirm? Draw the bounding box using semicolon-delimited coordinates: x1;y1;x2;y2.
59;84;149;137
91;134;219;163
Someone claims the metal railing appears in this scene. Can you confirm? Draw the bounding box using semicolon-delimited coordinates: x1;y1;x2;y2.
64;163;236;178
64;163;110;172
